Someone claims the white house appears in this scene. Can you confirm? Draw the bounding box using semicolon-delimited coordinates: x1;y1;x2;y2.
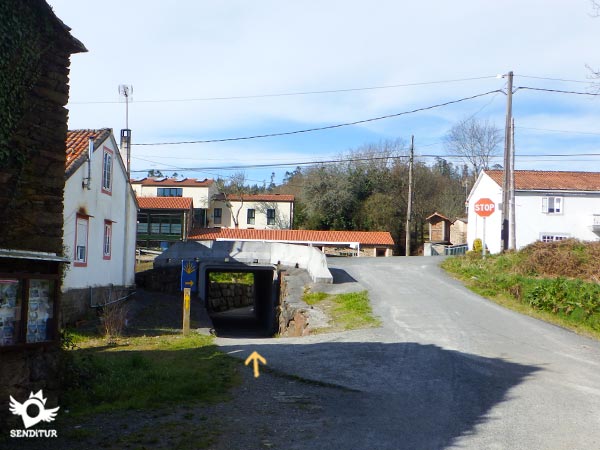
211;193;295;229
62;129;138;323
467;170;600;254
131;177;217;227
132;177;295;231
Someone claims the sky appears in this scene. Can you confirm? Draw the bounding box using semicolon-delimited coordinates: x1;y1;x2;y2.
48;0;600;185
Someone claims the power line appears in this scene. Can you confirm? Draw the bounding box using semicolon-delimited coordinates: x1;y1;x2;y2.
516;126;600;136
131;90;502;146
515;75;594;84
517;86;600;96
69;75;498;105
130;151;600;174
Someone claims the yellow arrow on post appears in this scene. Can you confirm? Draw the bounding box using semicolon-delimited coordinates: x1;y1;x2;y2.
244;351;267;378
184;280;194;287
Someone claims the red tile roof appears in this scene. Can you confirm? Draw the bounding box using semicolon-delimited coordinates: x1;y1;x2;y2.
485;170;600;191
214;193;295;202
188;228;395;246
131;177;214;187
137;197;193;210
65;129;112;176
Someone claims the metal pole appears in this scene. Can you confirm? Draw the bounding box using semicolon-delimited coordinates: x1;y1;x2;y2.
501;71;513;252
405;135;414;256
482;217;487;259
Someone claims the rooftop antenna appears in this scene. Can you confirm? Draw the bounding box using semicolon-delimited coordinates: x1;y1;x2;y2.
118;84;133;177
118;84;133;129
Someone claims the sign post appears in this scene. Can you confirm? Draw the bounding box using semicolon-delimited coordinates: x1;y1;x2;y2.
474;198;496;258
180;260;197;335
183;288;191;335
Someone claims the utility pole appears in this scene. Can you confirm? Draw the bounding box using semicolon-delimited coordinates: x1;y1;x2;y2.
501;71;513;252
509;117;516;250
405;135;414;256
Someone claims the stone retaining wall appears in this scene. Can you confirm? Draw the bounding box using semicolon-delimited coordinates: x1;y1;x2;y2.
208;282;254;312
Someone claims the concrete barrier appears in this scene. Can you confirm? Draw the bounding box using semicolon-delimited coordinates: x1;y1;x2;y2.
154;240;333;284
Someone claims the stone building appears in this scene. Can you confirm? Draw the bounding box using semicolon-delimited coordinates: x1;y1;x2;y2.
0;0;86;426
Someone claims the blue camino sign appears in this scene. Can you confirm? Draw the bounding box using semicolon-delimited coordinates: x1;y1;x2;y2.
180;260;198;292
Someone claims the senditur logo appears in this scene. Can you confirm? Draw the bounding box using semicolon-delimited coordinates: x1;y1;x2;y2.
9;390;59;438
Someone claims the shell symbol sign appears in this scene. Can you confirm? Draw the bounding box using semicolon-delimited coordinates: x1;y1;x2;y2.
180;260;198;292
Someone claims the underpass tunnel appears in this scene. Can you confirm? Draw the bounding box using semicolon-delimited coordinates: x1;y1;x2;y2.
199;264;279;338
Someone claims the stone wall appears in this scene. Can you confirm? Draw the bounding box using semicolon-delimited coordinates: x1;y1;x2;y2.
207;282;254;312
61;285;133;326
277;270;311;337
135;267;182;294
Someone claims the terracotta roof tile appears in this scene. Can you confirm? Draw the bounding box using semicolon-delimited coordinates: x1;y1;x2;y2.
131;177;214;187
214;193;295;202
65;129;112;176
485;170;600;191
188;228;394;246
137;197;193;210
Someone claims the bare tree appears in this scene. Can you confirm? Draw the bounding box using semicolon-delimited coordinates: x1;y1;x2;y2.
214;172;247;228
444;117;502;176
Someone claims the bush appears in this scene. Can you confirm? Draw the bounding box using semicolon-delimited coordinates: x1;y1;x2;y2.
472;238;483;253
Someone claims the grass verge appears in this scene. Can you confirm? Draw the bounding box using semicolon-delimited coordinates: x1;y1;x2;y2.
304;290;381;332
441;252;600;340
61;332;240;415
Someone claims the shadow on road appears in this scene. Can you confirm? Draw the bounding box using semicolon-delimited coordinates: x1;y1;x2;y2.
217;340;540;450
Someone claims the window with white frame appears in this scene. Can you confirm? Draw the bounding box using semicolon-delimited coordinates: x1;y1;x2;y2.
247;209;255;225
540;234;569;243
75;215;89;266
542;196;562;214
103;221;112;260
266;208;276;225
102;147;113;194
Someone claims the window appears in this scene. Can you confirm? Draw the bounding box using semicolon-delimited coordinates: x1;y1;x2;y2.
542;196;563;214
193;208;207;227
102;147;113;194
103;221;112;260
267;209;276;225
75;215;89;266
247;209;255;225
540;234;569;243
213;208;222;225
157;187;183;197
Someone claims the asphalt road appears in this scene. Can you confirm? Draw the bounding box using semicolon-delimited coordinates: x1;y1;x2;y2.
217;257;600;450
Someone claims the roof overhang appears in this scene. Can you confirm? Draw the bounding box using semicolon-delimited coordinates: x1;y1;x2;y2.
0;248;70;263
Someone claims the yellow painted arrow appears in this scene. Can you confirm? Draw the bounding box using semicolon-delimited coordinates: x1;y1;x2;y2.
244;351;267;378
184;280;194;286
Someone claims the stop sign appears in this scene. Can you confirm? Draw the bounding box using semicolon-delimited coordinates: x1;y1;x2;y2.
474;198;496;217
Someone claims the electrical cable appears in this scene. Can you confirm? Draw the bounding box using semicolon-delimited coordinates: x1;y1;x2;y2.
68;75;498;105
131;90;502;146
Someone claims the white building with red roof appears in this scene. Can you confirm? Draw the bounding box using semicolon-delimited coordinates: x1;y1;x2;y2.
63;129;138;322
468;170;600;254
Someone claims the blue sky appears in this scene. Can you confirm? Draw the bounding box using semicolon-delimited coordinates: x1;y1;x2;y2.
48;0;600;185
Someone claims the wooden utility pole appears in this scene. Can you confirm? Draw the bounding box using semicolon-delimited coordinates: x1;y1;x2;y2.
405;136;414;256
501;71;513;252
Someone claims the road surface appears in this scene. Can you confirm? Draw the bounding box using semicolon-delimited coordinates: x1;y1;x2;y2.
217;257;600;450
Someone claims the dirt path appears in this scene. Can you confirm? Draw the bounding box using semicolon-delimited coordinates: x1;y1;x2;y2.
3;290;353;450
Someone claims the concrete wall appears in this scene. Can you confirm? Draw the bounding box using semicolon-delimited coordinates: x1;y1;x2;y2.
155;240;333;284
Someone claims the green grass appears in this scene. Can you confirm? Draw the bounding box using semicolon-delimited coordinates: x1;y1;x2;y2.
442;253;600;340
209;272;254;284
303;290;381;331
61;333;240;415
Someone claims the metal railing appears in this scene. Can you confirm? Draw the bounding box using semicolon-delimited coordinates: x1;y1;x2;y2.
444;244;468;256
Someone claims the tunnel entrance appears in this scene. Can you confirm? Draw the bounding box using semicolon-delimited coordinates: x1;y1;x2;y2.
200;263;278;338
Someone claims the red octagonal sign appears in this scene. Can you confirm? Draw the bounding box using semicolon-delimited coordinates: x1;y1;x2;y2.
474;198;496;217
